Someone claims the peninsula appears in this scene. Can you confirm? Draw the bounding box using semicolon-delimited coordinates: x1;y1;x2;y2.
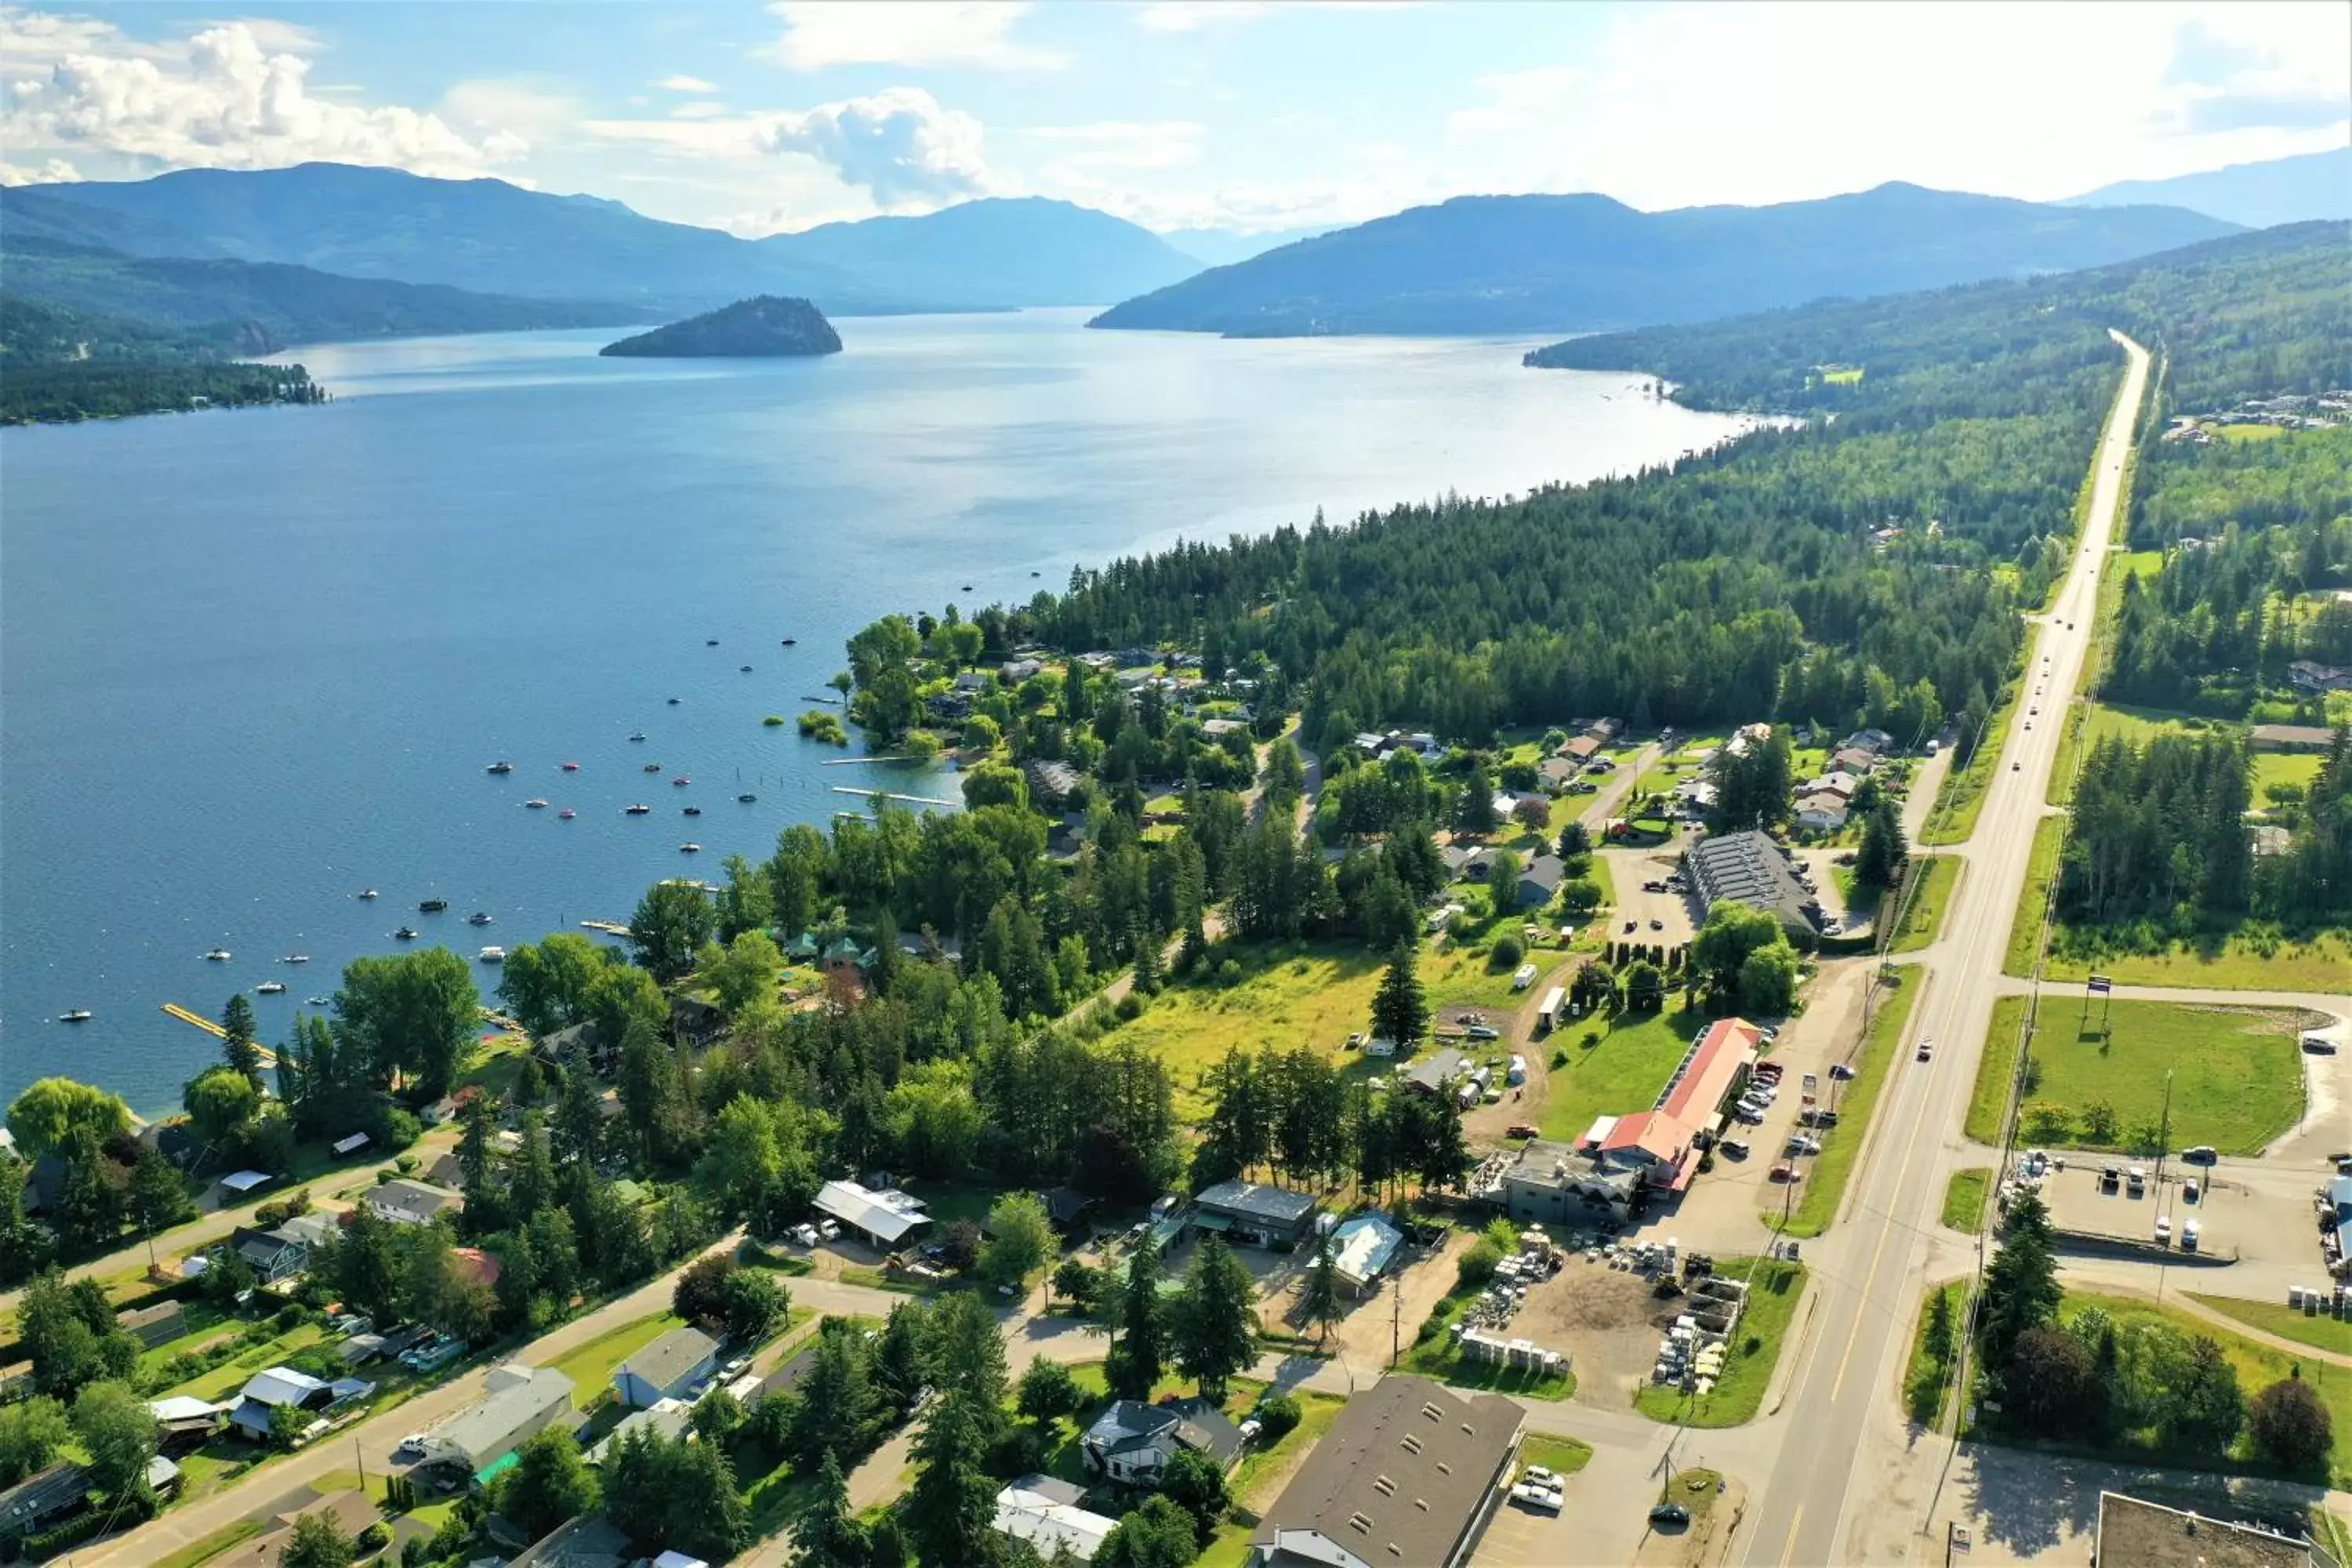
598;294;842;358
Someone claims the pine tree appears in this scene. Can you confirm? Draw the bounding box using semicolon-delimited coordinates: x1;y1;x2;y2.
794;1450;871;1568
1172;1236;1258;1399
219;993;264;1085
1977;1190;2060;1370
905;1391;998;1568
1370;942;1428;1050
1110;1236;1166;1400
1302;1229;1343;1345
1131;930;1163;996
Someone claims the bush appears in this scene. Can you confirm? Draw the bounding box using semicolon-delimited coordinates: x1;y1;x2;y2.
1456;1237;1506;1290
1253;1392;1301;1443
1114;993;1145;1022
2249;1375;2332;1471
1216;960;1243;988
358;1522;393;1551
1490;935;1525;970
379;1109;422;1152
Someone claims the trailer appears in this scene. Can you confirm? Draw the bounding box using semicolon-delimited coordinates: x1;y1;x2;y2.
1537;987;1567;1033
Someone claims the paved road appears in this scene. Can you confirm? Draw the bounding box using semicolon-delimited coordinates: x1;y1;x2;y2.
1735;334;2152;1567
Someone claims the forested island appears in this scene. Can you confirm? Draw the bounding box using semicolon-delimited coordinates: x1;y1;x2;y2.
600;296;842;358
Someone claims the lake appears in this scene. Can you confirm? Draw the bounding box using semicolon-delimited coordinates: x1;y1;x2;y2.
0;308;1759;1112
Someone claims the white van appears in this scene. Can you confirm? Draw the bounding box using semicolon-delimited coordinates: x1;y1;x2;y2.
2181;1218;2200;1252
2154;1216;2172;1247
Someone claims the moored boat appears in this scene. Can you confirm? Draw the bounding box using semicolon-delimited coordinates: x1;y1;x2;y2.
679;842;701;853
629;731;647;742
737;793;757;803
561;761;580;771
256;981;286;995
671;775;690;786
683;805;702;816
394;927;419;940
281;953;310;964
419;898;448;913
525;798;550;809
486;760;514;774
205;948;231;961
467;911;493;926
478;946;506;964
357;888;379;900
59;1010;91;1022
558;808;576;819
626;804;652;815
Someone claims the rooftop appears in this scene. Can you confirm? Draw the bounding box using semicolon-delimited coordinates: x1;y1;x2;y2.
1194;1178;1320;1228
1685;830;1816;933
813;1179;932;1244
1658;1018;1762;1125
616;1327;719;1392
2093;1493;2313;1568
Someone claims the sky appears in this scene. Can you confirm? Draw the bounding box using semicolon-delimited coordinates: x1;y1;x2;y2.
2;1;2346;238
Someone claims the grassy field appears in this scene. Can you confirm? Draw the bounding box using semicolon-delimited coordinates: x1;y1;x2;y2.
1403;1287;1574;1400
1537;1004;1711;1145
2254;749;2325;796
546;1309;684;1406
2187;1294;2352;1358
161;1321;329;1404
1889;856;1962;954
1784;968;1924;1238
2214;423;2288;442
151;1519;263;1568
2057;1290;2352;1487
2046;699;2188;807
1942;1170;1992;1234
1903;1281;1967;1428
1922;676;2025;846
1632;1258;1807;1428
1518;1433;1595;1477
1967;996;2307;1156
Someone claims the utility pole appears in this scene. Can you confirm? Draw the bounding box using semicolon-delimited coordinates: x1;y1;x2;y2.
1390;1260;1403;1370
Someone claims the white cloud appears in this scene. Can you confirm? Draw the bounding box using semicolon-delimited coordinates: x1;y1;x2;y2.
1018;120;1203;170
440;78;576;156
760;2;1065;72
1;12;521;178
589;85;989;210
652;74;719;93
1138;2;1269;33
0;154;78;185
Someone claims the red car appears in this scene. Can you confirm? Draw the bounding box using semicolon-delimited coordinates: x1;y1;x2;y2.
1506;1124;1541;1140
1769;1164;1803;1183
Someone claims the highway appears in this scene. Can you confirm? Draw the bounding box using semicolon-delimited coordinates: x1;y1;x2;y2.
1737;332;2152;1567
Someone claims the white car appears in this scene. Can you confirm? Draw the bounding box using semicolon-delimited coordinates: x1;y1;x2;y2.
1511;1482;1564;1512
394;1434;429;1461
1521;1465;1559;1487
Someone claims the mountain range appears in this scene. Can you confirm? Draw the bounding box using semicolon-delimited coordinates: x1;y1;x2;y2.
1087;183;2242;337
2063;147;2350;230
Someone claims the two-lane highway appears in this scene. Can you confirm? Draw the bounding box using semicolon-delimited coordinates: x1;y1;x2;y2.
1738;332;2151;1567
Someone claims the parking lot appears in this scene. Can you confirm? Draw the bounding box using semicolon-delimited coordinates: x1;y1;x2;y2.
1603;846;1697;949
2031;1152;2333;1280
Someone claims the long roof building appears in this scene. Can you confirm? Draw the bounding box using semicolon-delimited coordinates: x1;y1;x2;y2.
1683;829;1818;936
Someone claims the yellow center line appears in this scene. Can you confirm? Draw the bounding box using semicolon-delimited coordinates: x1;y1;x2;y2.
1777;1504;1806;1568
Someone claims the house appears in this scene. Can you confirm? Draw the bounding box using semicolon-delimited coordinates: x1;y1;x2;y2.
229;1224;310;1283
1555;735;1602;762
1001;658;1044;684
0;1463;89;1538
812;1180;932;1250
365;1178;463;1227
227;1367;333;1440
1080;1398;1244;1486
586;1397;694;1463
1585;717;1624;742
1841;728;1895;754
1327;1213;1404;1296
2286;659;2352;695
418;1096;462;1127
1537;757;1581;793
508;1516;633;1568
1795;793;1850;833
116;1299;187;1348
20;1152;67;1215
953;670;995;695
1041;1187;1096;1235
1830;745;1880;775
1200;717;1249;738
426;1151;467;1189
612;1327;720;1410
1025;759;1084;806
1245;1376;1522;1568
1797;771;1860;801
670;995;727;1047
2091;1492;2313;1567
537;1020;615;1075
1403;1049;1468;1096
1684;829;1819;938
150;1396;226;1447
215;1490;379;1568
1515;853;1566;909
417;1364;575;1480
996;1475;1120;1563
1192;1179;1321;1247
2250;724;2335;753
136;1120;199;1170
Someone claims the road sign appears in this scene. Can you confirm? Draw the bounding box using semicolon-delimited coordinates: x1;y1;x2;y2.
2087;975;2112;994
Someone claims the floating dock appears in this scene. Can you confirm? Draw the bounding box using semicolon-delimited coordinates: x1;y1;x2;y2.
830;786;957;808
579;920;633;937
162;1004;278;1066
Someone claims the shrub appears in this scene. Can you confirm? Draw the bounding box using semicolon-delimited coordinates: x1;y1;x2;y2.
1114;993;1145;1022
1215;960;1243;988
358;1522;393;1551
1456;1237;1506;1290
2249;1375;2332;1471
1490;935;1525;970
1253;1392;1301;1442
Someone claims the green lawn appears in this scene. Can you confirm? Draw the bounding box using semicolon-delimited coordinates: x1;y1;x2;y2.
1941;1171;1991;1234
1967;996;2307;1155
1517;1433;1595;1478
1922;676;2025;845
2187;1295;2352;1359
545;1309;684;1406
1903;1281;1967;1428
2254;749;2325;797
1632;1258;1806;1428
2214;422;2288;442
1537;1004;1711;1145
150;1519;263;1568
2053;1291;2352;1487
1889;856;1962;954
1402;1288;1574;1399
1784;968;1923;1238
159;1321;329;1404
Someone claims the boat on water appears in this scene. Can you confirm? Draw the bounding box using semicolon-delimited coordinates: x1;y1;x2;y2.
961;583;973;591
59;1010;90;1023
666;697;681;705
486;761;514;774
204;948;231;961
706;638;720;646
419;898;448;913
739;664;753;673
394;927;419;940
626;804;652;815
467;912;494;926
256;981;286;995
357;888;379;900
558;808;576;820
524;798;550;809
306;996;332;1006
643;762;662;773
561;761;580;771
737;793;757;804
629;731;647;742
478;946;506;964
671;775;691;786
683;805;702;816
679;842;702;854
281;953;310;964
781;637;797;646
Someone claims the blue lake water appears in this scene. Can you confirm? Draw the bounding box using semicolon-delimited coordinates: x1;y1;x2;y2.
1;308;1759;1113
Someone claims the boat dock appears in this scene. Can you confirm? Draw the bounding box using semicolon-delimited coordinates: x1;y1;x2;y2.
800;694;841;706
830;786;958;808
579;920;633;937
819;755;927;764
162;1003;279;1067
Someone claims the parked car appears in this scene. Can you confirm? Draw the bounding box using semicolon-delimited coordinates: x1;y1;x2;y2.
394;1434;429;1462
1648;918;1664;931
1786;1135;1822;1156
1465;1024;1501;1040
1828;1062;1856;1080
1650;1502;1690;1527
2154;1216;2172;1247
1719;1138;1750;1160
2181;1145;2218;1164
817;1219;842;1241
1514;1483;1564;1512
1507;1124;1541;1139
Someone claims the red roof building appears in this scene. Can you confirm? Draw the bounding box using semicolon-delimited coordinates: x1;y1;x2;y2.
1595;1111;1703;1192
1660;1018;1762;1127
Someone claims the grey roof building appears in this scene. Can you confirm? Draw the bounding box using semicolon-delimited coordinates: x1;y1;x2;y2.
1247;1376;1522;1568
419;1364;575;1478
365;1178;463;1226
813;1180;932;1249
1682;829;1818;937
1080;1397;1245;1487
613;1326;720;1409
1192;1179;1322;1246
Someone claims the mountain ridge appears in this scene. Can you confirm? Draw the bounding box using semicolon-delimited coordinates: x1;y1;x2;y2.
2063;147;2352;230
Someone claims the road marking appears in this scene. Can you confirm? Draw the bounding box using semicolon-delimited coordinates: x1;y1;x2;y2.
1777;1504;1806;1567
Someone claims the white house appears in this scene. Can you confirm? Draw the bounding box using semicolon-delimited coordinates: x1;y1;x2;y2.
996;1475;1119;1562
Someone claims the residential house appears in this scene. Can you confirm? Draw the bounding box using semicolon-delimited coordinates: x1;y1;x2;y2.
996;1475;1120;1563
1830;745;1880;775
0;1464;90;1539
1537;756;1581;793
1555;735;1601;762
213;1490;379;1568
586;1398;694;1463
1841;728;1896;754
1327;1213;1404;1297
2251;724;2335;753
1192;1180;1321;1247
417;1365;575;1480
150;1396;226;1448
365;1178;463;1228
228;1224;310;1283
1200;717;1249;738
1080;1398;1244;1487
612;1327;720;1410
812;1180;933;1250
1515;853;1566;909
1245;1376;1522;1568
136;1120;199;1171
116;1299;187;1348
227;1367;333;1441
1000;658;1044;684
670;995;726;1047
1403;1049;1468;1096
1797;771;1860;801
535;1020;615;1076
1041;1187;1096;1236
508;1517;633;1568
1025;759;1084;807
1795;793;1850;833
1585;717;1625;742
2286;660;2352;695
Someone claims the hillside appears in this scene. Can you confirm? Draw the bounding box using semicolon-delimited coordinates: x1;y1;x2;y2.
0;294;322;423
2064;147;2352;230
600;296;841;358
1088;183;2239;337
20;165;1200;317
3;237;637;354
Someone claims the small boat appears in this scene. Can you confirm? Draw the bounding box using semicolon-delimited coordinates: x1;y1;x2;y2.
524;798;550;809
281;953;310;964
626;804;652;815
683;804;702;816
467;912;494;926
477;946;506;964
739;664;753;673
256;981;287;995
419;898;448;913
486;761;514;775
737;793;757;804
305;996;332;1006
561;760;580;771
629;731;647;742
706;638;720;647
961;583;973;592
558;808;576;820
357;888;379;900
781;637;797;646
666;697;681;706
205;948;231;961
679;842;701;854
644;762;662;773
59;1010;90;1023
1031;569;1042;577
671;775;691;787
394;927;419;940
